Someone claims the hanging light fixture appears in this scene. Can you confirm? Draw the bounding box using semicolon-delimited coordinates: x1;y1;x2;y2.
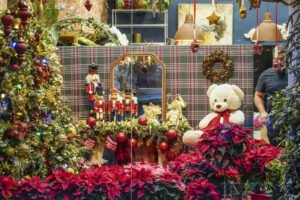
251;12;283;41
174;14;204;43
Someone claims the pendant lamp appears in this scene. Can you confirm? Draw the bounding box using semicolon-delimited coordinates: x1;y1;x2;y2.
252;13;283;41
174;14;204;42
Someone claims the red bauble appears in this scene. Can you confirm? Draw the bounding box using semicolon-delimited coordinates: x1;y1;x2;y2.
128;138;137;148
11;64;19;70
116;132;127;143
138;116;148;126
166;149;178;161
191;40;199;53
15;41;27;64
166;129;177;140
84;0;93;11
32;52;38;58
6;129;15;137
252;0;259;8
86;117;97;128
18;1;32;25
124;0;131;9
159;141;169;152
1;13;14;37
253;42;263;56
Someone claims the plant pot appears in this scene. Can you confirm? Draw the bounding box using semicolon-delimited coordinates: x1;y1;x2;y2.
250;192;272;200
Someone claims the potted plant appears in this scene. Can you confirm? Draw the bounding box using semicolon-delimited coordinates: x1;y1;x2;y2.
242;140;282;200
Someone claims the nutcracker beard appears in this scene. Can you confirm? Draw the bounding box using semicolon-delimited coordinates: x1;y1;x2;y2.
96;112;104;122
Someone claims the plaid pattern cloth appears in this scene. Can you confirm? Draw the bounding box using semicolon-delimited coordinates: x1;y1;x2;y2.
58;45;253;128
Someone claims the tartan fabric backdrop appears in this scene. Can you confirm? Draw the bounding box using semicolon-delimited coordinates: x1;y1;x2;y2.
58;45;253;128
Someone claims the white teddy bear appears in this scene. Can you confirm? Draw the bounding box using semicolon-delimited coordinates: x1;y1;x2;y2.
183;84;245;147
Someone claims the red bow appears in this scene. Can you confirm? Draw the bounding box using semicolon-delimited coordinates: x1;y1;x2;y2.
201;110;231;132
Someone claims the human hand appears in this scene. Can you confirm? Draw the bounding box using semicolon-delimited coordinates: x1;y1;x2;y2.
260;112;268;125
89;91;93;95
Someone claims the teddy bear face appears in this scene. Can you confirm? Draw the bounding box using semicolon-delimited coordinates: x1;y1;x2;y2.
208;84;244;112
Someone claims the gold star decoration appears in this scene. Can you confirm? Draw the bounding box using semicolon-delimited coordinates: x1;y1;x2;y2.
206;12;221;25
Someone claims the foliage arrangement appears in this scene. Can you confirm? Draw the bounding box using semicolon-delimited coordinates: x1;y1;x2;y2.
269;0;300;198
169;124;281;199
115;0;173;12
0;162;185;200
55;18;128;46
0;0;91;178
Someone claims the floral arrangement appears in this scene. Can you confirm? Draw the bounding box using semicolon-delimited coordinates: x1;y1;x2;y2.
170;124;281;198
0;163;184;200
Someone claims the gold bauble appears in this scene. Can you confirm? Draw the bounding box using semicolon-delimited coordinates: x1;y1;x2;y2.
1;80;13;92
68;127;77;137
16;112;23;116
239;5;247;19
17;144;30;157
6;147;15;157
67;168;75;173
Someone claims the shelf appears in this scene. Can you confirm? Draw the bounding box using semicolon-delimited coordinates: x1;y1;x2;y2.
112;9;168;44
112;9;166;13
115;24;165;28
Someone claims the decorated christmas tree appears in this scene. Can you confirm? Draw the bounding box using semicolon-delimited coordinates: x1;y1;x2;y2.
0;0;88;178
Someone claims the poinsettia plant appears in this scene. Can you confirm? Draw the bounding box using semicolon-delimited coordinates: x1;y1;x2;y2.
184;178;220;200
242;139;282;193
0;176;19;200
197;124;252;179
16;176;49;200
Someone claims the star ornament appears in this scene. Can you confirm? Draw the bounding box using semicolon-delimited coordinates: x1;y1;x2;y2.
206;12;221;25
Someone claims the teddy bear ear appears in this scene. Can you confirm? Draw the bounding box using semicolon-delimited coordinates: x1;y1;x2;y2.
207;84;218;96
231;85;244;100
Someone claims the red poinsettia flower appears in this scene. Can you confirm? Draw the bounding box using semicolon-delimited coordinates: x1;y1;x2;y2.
16;176;49;199
78;166;121;200
185;178;220;200
0;176;20;199
46;169;79;200
242;139;282;173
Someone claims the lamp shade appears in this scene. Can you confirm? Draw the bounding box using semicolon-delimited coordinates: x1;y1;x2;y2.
252;13;283;41
174;14;204;41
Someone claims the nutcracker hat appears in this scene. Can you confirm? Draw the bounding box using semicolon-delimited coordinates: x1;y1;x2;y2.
124;88;132;95
88;63;99;74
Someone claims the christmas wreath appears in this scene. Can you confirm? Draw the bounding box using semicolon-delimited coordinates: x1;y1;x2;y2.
202;50;234;83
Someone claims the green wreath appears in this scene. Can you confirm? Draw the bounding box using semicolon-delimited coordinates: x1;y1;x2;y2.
202;50;234;83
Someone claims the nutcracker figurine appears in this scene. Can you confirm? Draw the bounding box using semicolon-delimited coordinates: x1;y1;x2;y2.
122;89;138;120
94;95;106;122
85;64;104;114
132;90;138;118
108;88;122;122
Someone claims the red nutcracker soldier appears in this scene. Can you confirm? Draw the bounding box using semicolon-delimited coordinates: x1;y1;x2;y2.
122;89;133;120
122;89;138;120
108;88;122;122
94;95;106;122
85;64;103;114
132;90;138;118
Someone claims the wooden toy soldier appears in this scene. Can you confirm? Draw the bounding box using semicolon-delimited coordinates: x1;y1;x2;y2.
108;88;122;122
94;95;106;122
85;63;104;115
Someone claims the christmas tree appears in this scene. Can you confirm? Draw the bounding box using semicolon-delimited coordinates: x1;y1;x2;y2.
0;0;88;178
